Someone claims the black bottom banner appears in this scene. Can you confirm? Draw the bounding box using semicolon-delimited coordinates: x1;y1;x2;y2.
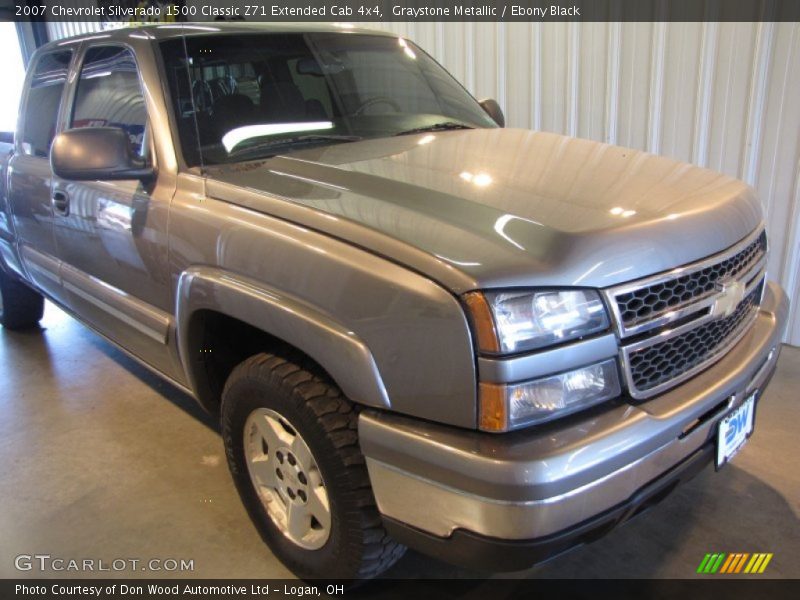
4;579;800;600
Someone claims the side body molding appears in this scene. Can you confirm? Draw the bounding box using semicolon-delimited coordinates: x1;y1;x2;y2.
176;267;391;411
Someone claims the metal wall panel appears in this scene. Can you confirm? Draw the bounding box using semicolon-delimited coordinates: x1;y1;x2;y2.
44;10;129;43
378;21;800;346
45;21;106;41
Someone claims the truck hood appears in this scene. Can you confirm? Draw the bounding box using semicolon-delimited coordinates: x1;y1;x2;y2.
205;128;762;292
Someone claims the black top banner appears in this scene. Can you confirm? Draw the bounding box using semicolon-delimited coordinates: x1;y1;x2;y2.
2;0;800;23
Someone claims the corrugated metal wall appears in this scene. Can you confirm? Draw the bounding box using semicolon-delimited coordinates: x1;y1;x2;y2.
43;20;800;345
44;21;110;41
375;22;800;346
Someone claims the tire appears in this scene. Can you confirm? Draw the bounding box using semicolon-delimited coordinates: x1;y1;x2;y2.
221;352;405;581
0;269;44;330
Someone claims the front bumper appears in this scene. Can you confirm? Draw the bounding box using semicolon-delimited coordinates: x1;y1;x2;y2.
359;281;789;570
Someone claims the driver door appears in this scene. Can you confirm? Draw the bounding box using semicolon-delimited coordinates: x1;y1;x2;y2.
52;43;178;378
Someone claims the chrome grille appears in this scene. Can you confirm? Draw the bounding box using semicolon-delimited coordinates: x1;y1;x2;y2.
606;227;768;399
612;230;767;337
627;282;762;393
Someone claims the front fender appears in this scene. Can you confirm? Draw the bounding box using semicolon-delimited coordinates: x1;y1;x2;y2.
176;266;391;411
169;191;477;428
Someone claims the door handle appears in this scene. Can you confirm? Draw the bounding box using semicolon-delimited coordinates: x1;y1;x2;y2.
52;190;70;216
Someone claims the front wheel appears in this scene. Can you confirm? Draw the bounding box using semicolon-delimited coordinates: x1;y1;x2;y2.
221;353;405;580
0;269;44;330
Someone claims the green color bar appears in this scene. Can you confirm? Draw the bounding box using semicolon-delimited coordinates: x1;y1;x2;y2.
710;553;727;573
703;553;718;573
704;553;718;573
697;554;712;573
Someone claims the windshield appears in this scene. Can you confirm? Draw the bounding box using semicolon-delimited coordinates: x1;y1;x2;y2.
160;32;497;166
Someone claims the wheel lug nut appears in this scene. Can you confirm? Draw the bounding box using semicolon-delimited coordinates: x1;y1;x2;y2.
276;468;283;480
276;451;284;463
297;472;307;485
287;453;296;466
287;488;295;499
297;490;307;502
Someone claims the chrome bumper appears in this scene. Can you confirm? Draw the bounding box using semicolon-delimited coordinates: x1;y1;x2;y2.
359;281;788;541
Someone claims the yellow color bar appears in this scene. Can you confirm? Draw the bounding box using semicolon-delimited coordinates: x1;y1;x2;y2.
749;554;766;573
744;554;759;573
758;553;773;573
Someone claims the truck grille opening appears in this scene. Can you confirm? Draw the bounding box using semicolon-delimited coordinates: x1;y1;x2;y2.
606;228;767;400
616;231;766;329
627;282;762;393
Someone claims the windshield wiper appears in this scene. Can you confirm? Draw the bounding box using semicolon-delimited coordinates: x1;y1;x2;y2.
228;134;363;159
394;122;474;136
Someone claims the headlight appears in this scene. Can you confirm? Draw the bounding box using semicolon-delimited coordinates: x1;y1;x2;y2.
479;359;621;431
465;289;610;354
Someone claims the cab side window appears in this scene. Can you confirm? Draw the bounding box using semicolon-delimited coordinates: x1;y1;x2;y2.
20;50;72;158
71;46;147;157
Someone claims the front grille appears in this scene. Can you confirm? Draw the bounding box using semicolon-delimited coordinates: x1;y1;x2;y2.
606;227;768;399
627;282;762;393
616;231;766;329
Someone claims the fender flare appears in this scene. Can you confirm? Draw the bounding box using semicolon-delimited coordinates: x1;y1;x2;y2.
175;266;391;412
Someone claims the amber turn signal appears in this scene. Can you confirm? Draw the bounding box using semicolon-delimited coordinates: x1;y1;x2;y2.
463;291;501;353
478;382;508;432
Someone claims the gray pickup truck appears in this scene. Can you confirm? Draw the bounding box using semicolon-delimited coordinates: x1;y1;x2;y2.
0;23;789;580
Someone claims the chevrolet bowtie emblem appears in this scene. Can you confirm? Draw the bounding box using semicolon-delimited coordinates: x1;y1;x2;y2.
710;280;746;319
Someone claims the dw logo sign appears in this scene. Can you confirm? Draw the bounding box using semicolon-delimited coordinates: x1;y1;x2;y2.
725;409;751;446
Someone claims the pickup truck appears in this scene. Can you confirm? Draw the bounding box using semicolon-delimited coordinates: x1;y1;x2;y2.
0;23;789;580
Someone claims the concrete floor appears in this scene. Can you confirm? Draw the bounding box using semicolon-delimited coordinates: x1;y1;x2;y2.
1;303;798;580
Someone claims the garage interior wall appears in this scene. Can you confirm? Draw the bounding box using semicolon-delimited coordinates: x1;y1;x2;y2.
44;20;111;41
42;20;800;346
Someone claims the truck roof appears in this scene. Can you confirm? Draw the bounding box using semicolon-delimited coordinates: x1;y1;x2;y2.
40;22;394;48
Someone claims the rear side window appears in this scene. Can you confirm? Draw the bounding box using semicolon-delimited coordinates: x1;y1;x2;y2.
71;46;147;156
20;50;72;157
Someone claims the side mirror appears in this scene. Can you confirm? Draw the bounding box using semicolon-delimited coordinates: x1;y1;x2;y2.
479;98;505;128
51;127;154;181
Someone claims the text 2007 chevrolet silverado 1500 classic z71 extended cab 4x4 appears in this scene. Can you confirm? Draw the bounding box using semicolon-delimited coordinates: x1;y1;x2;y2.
0;24;789;579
